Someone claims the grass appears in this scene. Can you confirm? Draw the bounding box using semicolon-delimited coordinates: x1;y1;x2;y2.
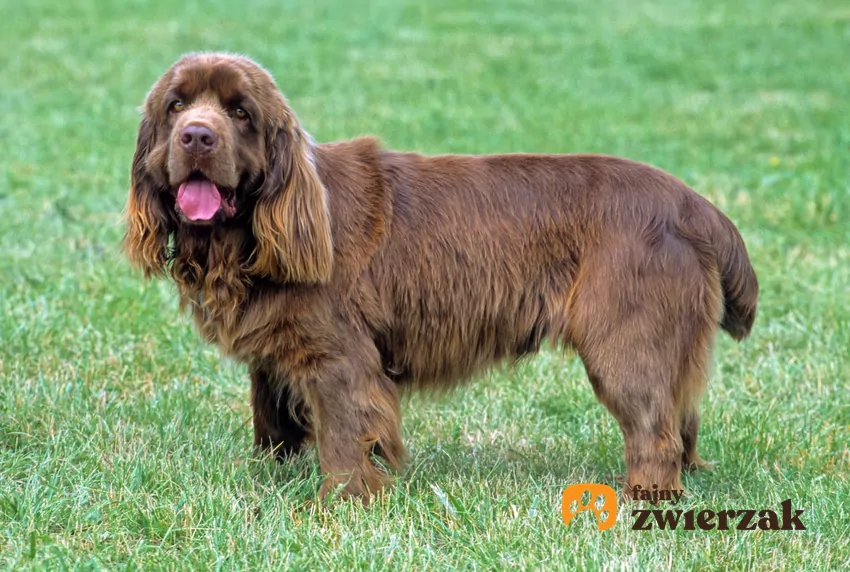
1;0;848;569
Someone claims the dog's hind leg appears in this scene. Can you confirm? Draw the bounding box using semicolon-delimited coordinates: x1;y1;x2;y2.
567;233;722;498
680;407;710;471
678;327;717;472
578;335;687;498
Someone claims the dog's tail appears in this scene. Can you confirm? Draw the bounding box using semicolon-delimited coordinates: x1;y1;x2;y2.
675;198;758;340
712;211;758;340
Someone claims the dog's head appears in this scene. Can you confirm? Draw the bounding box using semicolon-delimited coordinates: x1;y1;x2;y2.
124;53;332;283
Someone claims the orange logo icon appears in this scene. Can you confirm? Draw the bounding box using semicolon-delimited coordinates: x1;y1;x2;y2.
562;484;618;531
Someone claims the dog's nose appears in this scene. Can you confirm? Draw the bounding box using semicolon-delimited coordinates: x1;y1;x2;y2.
179;125;218;155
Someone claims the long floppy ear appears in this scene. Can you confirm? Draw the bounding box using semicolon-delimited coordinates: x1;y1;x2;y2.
250;118;333;283
123;116;173;277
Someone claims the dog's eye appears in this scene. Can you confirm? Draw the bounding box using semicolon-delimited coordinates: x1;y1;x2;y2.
234;108;249;121
170;100;185;114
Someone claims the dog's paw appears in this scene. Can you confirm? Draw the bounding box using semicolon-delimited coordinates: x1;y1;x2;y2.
684;457;716;472
318;466;392;507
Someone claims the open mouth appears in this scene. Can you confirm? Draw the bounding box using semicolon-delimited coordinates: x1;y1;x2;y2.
176;172;237;221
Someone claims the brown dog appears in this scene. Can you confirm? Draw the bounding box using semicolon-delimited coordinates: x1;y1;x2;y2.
124;53;758;503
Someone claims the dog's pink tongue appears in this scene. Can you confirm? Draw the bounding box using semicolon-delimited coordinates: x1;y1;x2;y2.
177;179;221;220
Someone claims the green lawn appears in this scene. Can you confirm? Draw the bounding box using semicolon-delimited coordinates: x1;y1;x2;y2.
1;0;848;569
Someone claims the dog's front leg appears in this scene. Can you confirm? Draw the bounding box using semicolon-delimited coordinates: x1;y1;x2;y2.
293;340;406;505
250;364;311;460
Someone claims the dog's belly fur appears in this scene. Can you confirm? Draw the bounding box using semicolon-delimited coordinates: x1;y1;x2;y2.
372;234;578;387
373;269;574;386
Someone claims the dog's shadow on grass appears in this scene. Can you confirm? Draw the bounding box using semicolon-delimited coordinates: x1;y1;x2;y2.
402;441;622;492
251;438;624;507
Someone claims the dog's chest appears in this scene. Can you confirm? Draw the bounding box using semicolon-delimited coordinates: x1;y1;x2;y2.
183;283;247;354
173;268;250;357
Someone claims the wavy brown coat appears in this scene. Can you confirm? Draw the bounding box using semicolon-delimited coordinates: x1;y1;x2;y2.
125;53;758;502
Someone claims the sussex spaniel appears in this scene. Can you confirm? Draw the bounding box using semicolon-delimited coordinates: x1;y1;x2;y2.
124;53;758;503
